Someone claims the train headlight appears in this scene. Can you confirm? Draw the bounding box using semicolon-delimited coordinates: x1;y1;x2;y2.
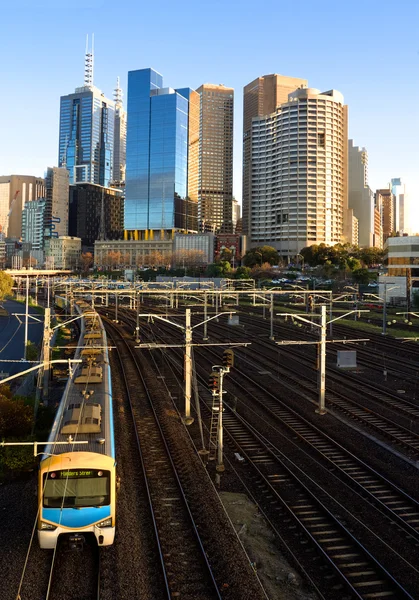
97;517;112;528
40;521;57;531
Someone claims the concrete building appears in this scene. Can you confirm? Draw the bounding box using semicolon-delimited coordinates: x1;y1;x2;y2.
94;239;173;269
173;233;214;265
373;200;383;249
196;84;234;233
250;88;349;258
113;77;127;184
45;167;70;237
348;140;375;247
377;188;395;242
242;73;308;236
69;183;124;251
0;175;45;238
44;236;81;270
125;68;199;240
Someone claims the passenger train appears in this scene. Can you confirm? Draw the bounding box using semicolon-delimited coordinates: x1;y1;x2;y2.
38;298;116;550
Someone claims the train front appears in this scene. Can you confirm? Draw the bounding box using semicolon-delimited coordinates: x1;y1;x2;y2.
38;451;116;550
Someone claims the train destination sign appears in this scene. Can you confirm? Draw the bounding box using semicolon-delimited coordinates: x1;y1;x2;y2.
50;469;105;479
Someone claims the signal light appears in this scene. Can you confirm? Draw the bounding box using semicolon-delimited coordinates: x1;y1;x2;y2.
208;371;220;393
222;349;234;369
308;295;314;312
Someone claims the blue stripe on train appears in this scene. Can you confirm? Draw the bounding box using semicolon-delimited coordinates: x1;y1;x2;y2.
42;506;111;528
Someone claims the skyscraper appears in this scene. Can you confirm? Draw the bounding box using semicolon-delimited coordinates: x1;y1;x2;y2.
58;39;115;187
124;68;199;239
0;175;45;238
242;73;308;236
45;167;70;237
196;83;234;233
390;178;408;234
113;77;127;183
250;88;348;258
348;140;375;247
377;188;395;242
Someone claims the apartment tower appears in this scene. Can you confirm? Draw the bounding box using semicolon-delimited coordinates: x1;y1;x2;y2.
348;140;374;247
124;68;199;239
196;84;234;233
242;73;308;236
250;88;349;258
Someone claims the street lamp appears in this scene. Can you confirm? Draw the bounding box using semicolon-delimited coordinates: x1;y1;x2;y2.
255;250;263;267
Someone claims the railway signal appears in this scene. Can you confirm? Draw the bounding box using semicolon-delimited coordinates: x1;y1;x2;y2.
222;349;234;370
208;371;220;393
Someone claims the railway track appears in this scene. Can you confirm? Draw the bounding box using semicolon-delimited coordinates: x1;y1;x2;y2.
112;308;419;599
104;317;222;600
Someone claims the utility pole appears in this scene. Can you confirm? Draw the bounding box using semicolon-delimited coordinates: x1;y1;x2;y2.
316;305;327;415
277;307;369;415
24;275;29;360
42;307;51;401
270;292;274;340
184;309;194;425
135;290;140;343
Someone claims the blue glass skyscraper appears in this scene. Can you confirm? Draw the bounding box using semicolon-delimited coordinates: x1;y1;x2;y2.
59;86;114;188
124;68;199;239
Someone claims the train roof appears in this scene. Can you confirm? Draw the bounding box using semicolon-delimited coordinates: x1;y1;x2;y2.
44;302;114;460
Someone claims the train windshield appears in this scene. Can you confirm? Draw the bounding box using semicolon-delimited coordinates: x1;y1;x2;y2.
43;469;110;508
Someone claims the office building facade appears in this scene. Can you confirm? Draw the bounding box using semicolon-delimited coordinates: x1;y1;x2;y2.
69;183;124;251
196;84;234;233
45;167;70;238
242;73;308;236
390;178;408;234
44;236;81;270
59;86;114;187
113;77;127;183
0;175;45;238
377;188;395;242
348;140;375;247
250;88;348;258
125;68;199;239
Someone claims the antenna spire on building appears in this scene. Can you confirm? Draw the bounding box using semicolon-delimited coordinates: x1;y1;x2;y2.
114;76;123;107
84;33;94;88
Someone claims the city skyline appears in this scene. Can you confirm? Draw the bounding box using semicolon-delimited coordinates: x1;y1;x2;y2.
1;0;418;231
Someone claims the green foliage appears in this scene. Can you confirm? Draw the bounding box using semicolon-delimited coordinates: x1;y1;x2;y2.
300;244;384;271
0;444;36;473
352;268;372;284
0;271;13;301
25;341;38;362
0;395;33;438
234;266;251;279
243;246;279;268
206;263;225;277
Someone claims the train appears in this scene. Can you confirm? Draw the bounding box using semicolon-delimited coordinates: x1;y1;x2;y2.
38;298;116;550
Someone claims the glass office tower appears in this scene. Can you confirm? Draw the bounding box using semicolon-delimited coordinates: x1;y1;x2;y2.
125;68;199;239
59;86;115;188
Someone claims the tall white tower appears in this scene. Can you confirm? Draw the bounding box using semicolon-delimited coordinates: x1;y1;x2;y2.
113;76;127;183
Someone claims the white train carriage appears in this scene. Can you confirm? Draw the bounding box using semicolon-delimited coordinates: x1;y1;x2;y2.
38;303;116;550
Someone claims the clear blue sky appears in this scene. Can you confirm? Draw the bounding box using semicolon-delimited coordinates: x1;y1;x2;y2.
1;0;418;229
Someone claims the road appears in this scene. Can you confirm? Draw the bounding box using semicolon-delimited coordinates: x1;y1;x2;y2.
0;299;44;378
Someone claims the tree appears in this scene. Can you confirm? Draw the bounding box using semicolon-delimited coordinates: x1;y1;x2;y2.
234;266;251;279
80;252;93;272
0;395;32;438
243;246;279;268
0;271;13;301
